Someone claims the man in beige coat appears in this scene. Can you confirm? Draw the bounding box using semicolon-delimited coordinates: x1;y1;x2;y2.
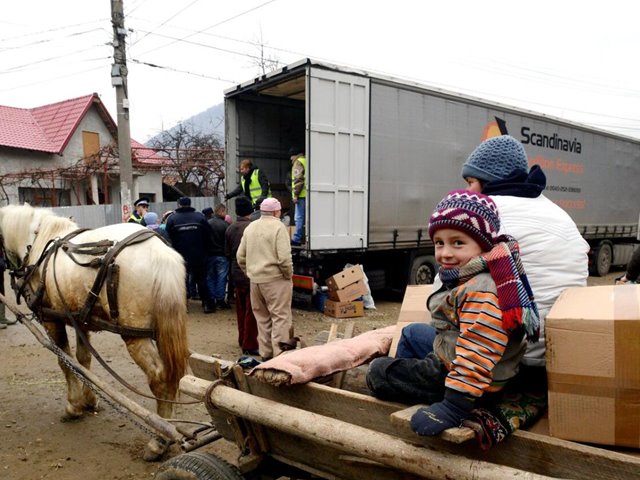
237;198;293;360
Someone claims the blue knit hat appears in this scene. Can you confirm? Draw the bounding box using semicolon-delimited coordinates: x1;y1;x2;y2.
428;189;500;251
461;135;529;183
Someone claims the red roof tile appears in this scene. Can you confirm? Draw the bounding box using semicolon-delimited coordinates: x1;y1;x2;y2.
0;105;57;152
0;94;160;167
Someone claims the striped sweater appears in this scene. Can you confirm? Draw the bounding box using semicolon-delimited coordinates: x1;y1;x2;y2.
428;273;525;398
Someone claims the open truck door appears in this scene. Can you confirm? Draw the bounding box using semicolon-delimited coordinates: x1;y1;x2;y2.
307;67;370;251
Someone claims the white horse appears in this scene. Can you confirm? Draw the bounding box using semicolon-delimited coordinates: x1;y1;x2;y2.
0;204;189;461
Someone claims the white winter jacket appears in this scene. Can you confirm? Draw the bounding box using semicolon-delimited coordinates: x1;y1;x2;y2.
491;194;589;367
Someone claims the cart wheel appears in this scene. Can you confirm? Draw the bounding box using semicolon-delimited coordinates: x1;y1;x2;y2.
156;452;245;480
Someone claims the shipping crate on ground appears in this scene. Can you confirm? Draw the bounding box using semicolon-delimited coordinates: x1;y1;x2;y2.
323;299;364;318
325;265;364;291
546;285;640;449
325;265;367;306
327;280;368;302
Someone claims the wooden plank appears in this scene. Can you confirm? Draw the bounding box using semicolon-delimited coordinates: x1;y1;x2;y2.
391;405;475;443
331;321;355;389
390;403;640;480
180;374;640;480
208;383;552;480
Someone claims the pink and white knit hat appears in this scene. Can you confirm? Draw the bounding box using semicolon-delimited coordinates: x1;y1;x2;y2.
428;189;500;251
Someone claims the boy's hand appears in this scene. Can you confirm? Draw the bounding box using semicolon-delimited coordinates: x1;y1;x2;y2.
410;390;475;436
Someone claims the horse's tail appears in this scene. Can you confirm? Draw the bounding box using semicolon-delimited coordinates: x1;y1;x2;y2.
150;246;190;393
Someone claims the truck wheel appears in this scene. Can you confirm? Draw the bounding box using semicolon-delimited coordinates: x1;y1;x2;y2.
156;452;245;480
409;256;437;285
590;243;612;277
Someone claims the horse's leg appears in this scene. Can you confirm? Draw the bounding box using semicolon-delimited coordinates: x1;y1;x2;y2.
42;321;87;420
74;331;99;411
124;337;174;461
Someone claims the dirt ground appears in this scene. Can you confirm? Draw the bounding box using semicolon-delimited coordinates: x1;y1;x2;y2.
0;271;622;480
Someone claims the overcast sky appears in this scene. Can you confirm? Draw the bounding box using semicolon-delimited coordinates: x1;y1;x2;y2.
2;0;639;143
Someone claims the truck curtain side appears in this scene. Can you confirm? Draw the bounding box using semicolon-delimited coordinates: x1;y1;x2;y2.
224;58;640;289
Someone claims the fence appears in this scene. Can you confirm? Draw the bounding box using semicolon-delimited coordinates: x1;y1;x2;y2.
51;197;219;229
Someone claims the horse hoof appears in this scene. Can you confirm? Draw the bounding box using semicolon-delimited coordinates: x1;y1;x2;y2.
61;413;83;423
62;405;84;422
83;400;102;413
143;438;169;462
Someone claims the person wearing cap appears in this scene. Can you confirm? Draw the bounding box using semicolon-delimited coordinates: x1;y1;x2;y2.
206;203;230;310
225;196;260;355
249;196;265;221
461;135;588;383
289;146;306;246
225;159;271;207
367;189;538;437
143;211;160;231
166;197;216;314
128;197;150;226
236;197;293;361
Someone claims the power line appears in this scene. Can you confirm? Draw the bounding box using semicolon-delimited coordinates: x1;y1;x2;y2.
129;0;202;48
130;57;236;83
133;0;278;57
0;19;108;43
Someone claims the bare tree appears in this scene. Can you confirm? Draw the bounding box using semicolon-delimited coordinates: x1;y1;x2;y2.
148;123;225;197
250;29;280;75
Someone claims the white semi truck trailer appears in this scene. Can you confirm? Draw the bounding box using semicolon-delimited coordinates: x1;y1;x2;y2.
224;58;639;290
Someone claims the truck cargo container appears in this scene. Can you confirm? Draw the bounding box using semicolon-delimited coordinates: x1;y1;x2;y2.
224;58;639;290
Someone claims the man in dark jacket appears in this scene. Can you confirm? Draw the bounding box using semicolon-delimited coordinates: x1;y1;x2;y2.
225;159;271;207
166;197;216;313
207;203;230;309
225;196;259;355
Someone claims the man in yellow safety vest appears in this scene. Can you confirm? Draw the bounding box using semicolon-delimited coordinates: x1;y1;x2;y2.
289;146;306;246
226;159;271;207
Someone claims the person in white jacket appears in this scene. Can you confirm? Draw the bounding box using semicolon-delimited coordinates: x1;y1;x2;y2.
462;135;589;385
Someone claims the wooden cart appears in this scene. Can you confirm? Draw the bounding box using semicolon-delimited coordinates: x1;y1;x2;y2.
160;353;640;480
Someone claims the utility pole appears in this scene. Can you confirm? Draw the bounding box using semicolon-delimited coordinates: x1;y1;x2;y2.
110;0;134;222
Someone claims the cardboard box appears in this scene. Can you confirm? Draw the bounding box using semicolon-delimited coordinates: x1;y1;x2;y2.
324;300;364;318
328;280;369;303
389;285;433;357
546;285;640;448
325;265;364;291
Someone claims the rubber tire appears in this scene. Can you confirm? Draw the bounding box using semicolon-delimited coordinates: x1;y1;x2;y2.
590;243;612;277
156;452;245;480
409;256;437;285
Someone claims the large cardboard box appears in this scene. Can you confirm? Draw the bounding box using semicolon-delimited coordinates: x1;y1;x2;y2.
324;300;364;318
546;285;640;448
325;265;364;291
328;280;368;303
389;285;433;356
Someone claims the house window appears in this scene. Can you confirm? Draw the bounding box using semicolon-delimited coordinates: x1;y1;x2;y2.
82;131;100;160
19;187;71;207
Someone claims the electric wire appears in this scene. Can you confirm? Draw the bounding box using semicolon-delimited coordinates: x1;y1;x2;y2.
132;0;278;57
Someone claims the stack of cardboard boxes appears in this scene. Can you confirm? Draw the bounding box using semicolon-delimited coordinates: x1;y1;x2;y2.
323;265;368;318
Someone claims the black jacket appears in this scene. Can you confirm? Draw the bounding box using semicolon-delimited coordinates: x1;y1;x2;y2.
165;207;214;265
207;215;229;257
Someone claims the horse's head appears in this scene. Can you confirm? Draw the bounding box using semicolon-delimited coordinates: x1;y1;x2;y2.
0;204;76;271
0;204;38;270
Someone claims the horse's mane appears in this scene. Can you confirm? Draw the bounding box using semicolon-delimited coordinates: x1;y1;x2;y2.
0;205;78;262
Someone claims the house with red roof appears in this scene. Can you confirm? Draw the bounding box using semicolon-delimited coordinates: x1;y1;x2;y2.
0;93;165;207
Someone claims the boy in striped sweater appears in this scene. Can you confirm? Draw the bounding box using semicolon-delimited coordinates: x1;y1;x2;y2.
367;190;539;436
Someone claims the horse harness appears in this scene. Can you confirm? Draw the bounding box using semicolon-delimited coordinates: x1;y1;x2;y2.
6;228;160;339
